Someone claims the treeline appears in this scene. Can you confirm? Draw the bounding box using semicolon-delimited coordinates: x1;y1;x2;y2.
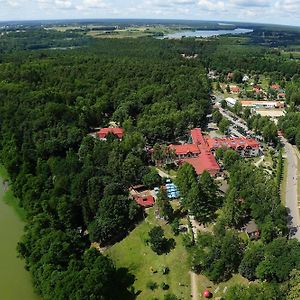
179;38;300;79
0;37;211;298
278;112;300;148
0;28;94;52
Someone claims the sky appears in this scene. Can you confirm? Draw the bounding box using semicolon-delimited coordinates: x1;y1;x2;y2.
0;0;300;26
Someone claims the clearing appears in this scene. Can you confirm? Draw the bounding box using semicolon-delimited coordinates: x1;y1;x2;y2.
106;207;191;299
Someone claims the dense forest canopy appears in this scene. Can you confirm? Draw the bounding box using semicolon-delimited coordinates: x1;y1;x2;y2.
0;33;212;298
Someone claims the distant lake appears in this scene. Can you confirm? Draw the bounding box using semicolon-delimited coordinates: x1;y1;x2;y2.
160;28;253;39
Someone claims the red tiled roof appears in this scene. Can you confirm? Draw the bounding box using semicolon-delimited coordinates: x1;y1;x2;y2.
169;144;200;155
271;84;280;90
191;128;207;146
133;195;154;208
181;151;220;175
97;128;124;139
231;86;240;93
206;137;259;150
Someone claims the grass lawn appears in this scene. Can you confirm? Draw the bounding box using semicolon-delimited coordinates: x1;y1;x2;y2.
106;208;191;300
196;273;249;299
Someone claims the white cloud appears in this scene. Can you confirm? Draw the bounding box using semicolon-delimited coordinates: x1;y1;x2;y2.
54;0;72;9
76;0;108;10
230;0;272;7
197;0;225;11
275;0;300;13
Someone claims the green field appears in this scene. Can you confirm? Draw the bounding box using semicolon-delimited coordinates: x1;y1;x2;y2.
106;208;191;299
88;26;176;39
196;273;248;299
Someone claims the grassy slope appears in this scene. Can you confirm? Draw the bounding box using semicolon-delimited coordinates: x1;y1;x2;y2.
196;274;248;299
106;208;190;300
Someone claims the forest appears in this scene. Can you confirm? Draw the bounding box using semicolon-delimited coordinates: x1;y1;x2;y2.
0;24;300;299
0;33;211;299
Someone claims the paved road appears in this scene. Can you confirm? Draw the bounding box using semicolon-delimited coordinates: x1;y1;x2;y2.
281;137;300;241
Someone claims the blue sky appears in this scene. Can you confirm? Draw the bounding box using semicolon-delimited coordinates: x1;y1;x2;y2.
1;0;300;26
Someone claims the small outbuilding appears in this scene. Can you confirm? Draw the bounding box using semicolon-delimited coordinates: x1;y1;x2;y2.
244;220;260;240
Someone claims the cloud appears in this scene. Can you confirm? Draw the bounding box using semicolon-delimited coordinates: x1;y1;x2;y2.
54;0;72;9
275;0;300;13
146;0;196;8
76;0;109;10
197;0;225;11
230;0;272;7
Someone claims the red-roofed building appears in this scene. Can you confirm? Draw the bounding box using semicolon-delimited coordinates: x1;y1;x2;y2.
191;128;207;146
271;84;280;90
160;128;260;175
129;185;155;208
231;86;240;93
133;195;155;208
169;144;200;159
181;150;220;176
206;136;260;157
97;128;124;141
166;129;220;176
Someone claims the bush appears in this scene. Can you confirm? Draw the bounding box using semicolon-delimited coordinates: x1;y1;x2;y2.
161;282;169;290
146;281;158;290
164;294;178;300
160;265;170;275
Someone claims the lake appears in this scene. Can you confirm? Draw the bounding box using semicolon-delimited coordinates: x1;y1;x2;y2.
0;178;40;300
161;28;253;39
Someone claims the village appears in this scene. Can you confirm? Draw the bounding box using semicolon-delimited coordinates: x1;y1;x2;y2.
209;70;287;125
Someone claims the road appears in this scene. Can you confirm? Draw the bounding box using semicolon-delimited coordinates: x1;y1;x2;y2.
281;137;300;240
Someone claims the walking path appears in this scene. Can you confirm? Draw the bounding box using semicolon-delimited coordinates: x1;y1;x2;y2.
155;167;175;179
189;215;199;300
254;155;265;167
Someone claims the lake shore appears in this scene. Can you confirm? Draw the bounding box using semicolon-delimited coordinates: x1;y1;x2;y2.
0;174;39;300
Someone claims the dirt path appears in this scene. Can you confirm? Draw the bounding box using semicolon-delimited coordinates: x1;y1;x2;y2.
190;271;198;300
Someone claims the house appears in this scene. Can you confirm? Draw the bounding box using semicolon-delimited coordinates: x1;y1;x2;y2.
244;220;260;239
253;86;262;94
129;185;155;208
226;72;234;81
133;195;155;208
231;86;240;93
271;84;280;90
242;75;250;82
225;97;237;107
97;127;124;141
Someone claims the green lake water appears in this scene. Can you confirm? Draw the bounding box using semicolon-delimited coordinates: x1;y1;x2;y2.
0;178;40;300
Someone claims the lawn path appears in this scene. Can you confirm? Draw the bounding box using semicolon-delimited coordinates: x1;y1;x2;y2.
190;271;198;300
